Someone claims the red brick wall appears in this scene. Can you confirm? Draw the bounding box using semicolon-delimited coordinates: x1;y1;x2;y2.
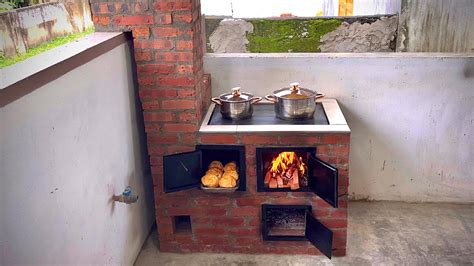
90;1;348;256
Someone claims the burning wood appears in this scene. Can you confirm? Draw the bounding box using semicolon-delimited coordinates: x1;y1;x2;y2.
264;152;307;190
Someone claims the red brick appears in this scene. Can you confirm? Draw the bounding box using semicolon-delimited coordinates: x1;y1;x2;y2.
176;40;193;50
194;197;231;206
158;76;194;87
320;219;348;229
132;27;149;38
205;208;227;216
180;133;197;143
161;100;195;110
147;134;179;144
139;89;177;98
144;124;161;133
240;135;279;145
168;207;202;216
235;197;266;206
196;236;227;245
138;76;154;86
228;228;259;236
114;15;153;26
177;89;195;97
166;145;194;154
212;217;245;227
279;135;320;145
134;39;174;50
230;207;259;216
134;51;152;62
174;13;193;23
143;112;173;122
142;101;160;110
137;64;175;74
163;123;198;133
154;1;192;11
334;145;350;156
156;13;173;24
178;64;194;73
156;52;193;62
194;227;226;236
152;27;179;37
93;16;110;26
200;134;237;144
178;112;197;122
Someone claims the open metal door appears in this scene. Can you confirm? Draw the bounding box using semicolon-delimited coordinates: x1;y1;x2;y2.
305;212;333;259
308;155;338;208
163;150;202;193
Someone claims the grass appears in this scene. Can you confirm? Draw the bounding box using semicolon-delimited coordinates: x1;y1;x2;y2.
0;27;95;68
246;19;342;53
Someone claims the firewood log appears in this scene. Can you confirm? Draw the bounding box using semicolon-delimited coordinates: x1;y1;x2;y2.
276;175;284;188
264;171;271;185
269;178;278;188
290;170;300;190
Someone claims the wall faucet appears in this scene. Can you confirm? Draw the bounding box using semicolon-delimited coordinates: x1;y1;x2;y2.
113;186;139;204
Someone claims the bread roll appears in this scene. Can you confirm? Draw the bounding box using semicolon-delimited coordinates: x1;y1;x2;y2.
219;176;237;188
208;161;223;170
223;162;237;172
222;170;238;180
201;174;219;188
206;167;223;177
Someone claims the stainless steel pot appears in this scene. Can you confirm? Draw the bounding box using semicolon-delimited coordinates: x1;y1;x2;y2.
265;82;325;120
211;87;262;120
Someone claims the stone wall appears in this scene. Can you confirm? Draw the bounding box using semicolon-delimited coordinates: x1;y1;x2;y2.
0;1;93;58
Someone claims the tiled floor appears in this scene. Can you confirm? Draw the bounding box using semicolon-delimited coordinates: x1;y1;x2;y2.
135;201;474;265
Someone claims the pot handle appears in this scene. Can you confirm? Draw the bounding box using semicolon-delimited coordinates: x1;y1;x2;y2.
315;93;325;100
265;95;277;103
250;96;263;104
211;97;222;105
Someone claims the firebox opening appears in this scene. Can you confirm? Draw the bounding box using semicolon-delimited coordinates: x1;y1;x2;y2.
262;204;311;241
257;147;316;192
173;215;192;234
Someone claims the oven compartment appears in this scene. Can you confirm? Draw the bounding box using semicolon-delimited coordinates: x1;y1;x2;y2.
163;145;246;192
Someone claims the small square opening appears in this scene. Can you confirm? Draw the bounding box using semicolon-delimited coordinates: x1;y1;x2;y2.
173;215;192;234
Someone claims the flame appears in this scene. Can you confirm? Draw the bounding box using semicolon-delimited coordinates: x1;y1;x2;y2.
270;152;296;173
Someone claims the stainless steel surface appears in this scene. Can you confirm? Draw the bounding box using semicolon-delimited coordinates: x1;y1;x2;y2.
199;99;351;133
211;87;262;120
265;83;325;120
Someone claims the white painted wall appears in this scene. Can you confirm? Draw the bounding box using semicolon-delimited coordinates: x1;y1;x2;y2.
201;0;400;17
0;41;154;264
205;53;474;202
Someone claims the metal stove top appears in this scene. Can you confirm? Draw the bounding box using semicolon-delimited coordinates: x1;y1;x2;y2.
208;103;329;126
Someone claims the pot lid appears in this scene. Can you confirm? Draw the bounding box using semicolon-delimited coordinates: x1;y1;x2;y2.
219;87;254;102
275;82;317;99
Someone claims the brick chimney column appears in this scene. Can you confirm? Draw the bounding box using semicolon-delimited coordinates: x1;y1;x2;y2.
90;0;210;194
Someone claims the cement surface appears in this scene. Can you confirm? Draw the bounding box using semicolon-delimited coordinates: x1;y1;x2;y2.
209;19;253;53
135;201;474;265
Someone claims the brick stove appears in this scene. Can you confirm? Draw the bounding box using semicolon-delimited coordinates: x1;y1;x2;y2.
156;100;350;258
89;0;350;259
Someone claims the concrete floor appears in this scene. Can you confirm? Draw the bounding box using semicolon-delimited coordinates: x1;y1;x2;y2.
134;201;474;265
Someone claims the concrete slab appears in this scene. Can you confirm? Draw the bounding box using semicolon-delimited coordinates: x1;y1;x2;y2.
134;201;474;265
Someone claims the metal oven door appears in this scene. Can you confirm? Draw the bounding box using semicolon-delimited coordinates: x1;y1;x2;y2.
163;150;202;193
308;155;339;208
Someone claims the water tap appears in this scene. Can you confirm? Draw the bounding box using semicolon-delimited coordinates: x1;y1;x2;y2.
113;186;139;204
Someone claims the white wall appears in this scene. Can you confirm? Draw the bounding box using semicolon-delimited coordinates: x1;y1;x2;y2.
0;42;154;264
205;53;474;202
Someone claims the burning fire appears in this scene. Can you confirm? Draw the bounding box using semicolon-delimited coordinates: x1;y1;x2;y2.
264;152;308;190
